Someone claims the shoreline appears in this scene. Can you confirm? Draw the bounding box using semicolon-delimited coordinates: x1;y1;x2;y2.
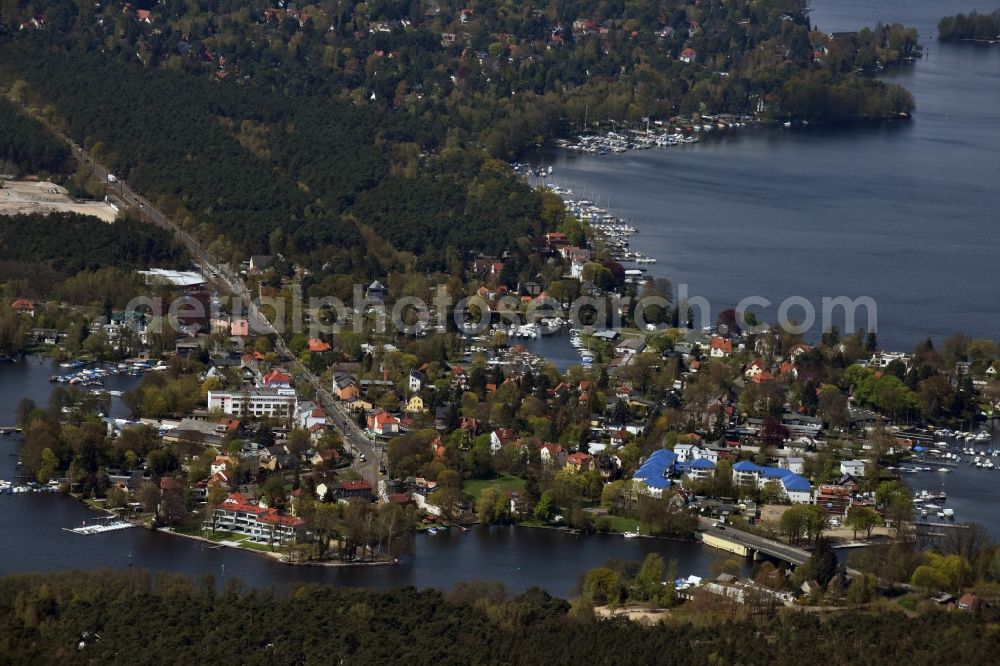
939;37;1000;45
65;491;400;568
159;526;399;567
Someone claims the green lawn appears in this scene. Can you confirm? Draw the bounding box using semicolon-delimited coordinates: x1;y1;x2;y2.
463;474;526;501
173;525;249;543
600;515;640;533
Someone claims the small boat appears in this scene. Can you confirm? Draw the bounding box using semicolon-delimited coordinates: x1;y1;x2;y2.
622;531;639;538
937;468;951;473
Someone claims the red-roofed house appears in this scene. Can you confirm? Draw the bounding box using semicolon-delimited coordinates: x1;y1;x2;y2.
262;369;292;389
210;456;236;477
710;336;733;357
310;449;341;467
679;47;697;63
136;9;151;23
744;359;767;379
779;361;798;378
545;231;568;247
307;338;332;353
298;406;327;430
750;370;777;384
384;492;413;507
338;479;373;499
11;299;34;316
367;410;400;435
218;417;242;434
565;452;594;473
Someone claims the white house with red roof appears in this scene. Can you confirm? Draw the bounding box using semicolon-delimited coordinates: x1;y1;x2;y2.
367;410;400;435
744;359;767;379
679;47;697;63
210;456;236;477
297;402;327;430
10;298;35;316
710;336;733;357
261;369;292;390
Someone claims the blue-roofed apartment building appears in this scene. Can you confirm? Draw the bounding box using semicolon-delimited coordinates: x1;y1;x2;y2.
732;460;813;504
676;457;717;480
633;449;678;497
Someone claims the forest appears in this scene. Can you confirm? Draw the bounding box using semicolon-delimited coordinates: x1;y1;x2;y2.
0;0;919;271
0;95;70;176
938;10;1000;41
0;569;997;664
0;211;185;273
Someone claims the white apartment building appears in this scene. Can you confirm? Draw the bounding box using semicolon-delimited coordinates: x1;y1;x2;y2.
207;390;296;418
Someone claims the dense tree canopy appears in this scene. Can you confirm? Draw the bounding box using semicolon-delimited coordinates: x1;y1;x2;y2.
0;96;71;175
0;212;185;273
0;570;997;664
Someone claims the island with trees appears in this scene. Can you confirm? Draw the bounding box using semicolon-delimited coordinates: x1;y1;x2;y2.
938;10;1000;42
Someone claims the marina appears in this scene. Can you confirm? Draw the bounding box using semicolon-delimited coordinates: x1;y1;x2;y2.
509;176;657;266
50;359;152;387
63;516;136;535
0;479;61;495
552;113;758;156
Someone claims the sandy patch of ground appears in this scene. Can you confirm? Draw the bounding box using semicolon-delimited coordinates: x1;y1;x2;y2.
595;605;671;624
0;180;118;222
759;504;789;523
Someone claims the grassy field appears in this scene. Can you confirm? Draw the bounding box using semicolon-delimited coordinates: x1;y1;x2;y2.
462;474;525;501
600;515;640;533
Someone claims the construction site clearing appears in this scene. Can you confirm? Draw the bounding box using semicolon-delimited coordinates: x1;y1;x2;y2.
0;180;119;223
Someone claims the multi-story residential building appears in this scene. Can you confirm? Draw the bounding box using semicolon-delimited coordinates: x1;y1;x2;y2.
207;390;296;418
211;492;305;544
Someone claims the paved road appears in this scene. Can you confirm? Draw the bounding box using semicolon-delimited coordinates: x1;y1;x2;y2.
699;517;811;565
67;143;381;485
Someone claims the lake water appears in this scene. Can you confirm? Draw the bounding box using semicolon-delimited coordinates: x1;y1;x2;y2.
540;0;1000;351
